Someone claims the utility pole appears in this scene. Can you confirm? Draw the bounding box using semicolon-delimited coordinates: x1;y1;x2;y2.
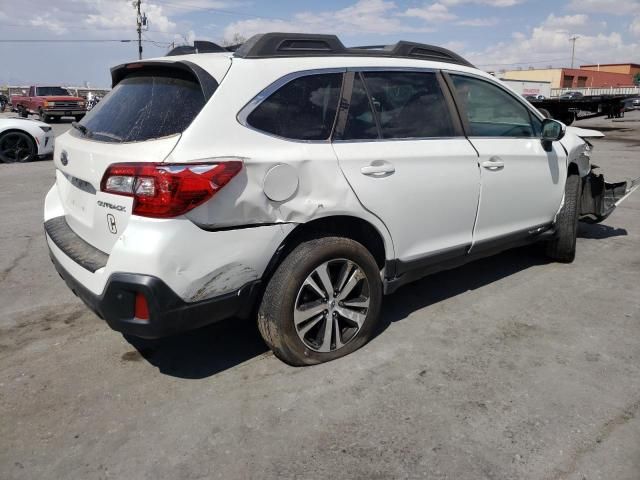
569;35;579;69
136;0;142;59
135;0;148;59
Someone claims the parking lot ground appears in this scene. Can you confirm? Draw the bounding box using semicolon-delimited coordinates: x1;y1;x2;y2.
1;112;639;480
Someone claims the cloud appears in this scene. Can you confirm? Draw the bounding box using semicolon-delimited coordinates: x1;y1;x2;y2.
223;0;434;41
441;0;523;7
30;14;69;35
467;20;639;71
567;0;640;15
630;17;640;37
403;3;457;22
541;13;588;30
456;17;499;27
3;0;240;37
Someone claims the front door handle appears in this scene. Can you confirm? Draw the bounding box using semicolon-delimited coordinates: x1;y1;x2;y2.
361;161;395;176
481;157;505;170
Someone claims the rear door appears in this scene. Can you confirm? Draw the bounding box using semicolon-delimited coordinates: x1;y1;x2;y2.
446;73;567;249
333;70;480;269
54;59;230;253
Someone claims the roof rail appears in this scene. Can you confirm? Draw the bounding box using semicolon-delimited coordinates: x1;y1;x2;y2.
233;33;474;68
166;40;228;56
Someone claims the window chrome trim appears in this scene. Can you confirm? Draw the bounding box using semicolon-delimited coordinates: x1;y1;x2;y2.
236;67;346;144
346;66;437;73
333;136;464;144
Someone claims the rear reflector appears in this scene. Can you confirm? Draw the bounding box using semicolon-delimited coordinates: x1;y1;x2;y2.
100;161;242;218
135;292;150;321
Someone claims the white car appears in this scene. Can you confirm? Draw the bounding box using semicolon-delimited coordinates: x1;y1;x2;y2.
0;117;54;163
44;33;637;365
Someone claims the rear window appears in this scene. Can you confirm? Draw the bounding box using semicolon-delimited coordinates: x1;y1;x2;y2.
246;73;342;141
37;86;71;96
76;72;207;143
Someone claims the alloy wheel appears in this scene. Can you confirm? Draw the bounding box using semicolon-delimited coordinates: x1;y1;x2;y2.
294;258;370;353
0;133;34;163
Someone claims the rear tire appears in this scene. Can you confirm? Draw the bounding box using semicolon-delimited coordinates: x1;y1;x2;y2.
547;174;581;262
18;106;28;118
257;236;382;366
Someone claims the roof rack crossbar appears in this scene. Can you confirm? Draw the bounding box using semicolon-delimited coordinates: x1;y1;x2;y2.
166;40;228;56
233;33;474;68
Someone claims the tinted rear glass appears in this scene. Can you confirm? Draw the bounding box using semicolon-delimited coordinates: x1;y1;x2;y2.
246;73;342;141
77;72;207;143
362;71;455;139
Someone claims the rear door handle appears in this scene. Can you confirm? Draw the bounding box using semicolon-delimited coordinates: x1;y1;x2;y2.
361;161;395;176
481;157;504;170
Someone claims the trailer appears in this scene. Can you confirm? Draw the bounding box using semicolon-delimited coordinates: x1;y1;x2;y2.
530;95;633;125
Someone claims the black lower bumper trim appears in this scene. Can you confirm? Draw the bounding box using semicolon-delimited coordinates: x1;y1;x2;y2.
49;249;261;339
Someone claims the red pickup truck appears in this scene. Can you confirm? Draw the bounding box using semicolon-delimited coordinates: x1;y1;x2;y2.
11;86;86;123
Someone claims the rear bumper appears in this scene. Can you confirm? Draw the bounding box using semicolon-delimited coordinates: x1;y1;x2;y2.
48;249;261;338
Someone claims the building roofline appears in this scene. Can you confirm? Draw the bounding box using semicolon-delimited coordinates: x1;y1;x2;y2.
580;63;640;68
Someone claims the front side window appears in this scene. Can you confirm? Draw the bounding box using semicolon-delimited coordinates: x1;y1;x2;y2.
450;75;537;137
361;71;455;139
246;73;342;141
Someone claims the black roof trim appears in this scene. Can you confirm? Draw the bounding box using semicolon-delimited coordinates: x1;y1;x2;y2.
166;40;228;56
233;33;474;68
109;60;219;101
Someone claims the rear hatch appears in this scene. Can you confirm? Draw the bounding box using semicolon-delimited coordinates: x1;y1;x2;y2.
53;57;230;254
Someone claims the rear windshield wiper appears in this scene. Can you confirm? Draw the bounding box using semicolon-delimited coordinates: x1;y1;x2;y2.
71;122;92;137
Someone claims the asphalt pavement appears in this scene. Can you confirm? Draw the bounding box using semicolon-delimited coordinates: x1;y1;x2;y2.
1;111;639;479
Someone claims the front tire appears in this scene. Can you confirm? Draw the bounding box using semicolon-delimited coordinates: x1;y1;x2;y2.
547;174;581;262
257;236;383;366
0;131;37;163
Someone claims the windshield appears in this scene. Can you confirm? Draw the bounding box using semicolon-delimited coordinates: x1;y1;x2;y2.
37;87;71;96
76;71;208;143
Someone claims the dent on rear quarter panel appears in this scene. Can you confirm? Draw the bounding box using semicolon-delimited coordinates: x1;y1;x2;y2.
184;263;258;301
186;156;380;228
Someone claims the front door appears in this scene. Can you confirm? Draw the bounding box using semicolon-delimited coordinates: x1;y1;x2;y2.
447;74;567;248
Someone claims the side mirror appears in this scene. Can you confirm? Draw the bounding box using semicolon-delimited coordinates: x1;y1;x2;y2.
541;118;565;142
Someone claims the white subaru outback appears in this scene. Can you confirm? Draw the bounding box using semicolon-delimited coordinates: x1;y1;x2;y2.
44;33;636;366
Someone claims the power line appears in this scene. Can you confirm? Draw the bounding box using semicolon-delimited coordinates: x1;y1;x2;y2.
0;39;135;43
152;0;289;21
0;39;170;44
476;57;570;67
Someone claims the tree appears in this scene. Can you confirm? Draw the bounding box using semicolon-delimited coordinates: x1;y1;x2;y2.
633;73;640;86
221;33;247;47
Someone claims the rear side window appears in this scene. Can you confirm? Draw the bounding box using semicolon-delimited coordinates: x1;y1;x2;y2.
342;74;379;140
361;71;455;139
246;73;342;141
77;72;207;143
450;75;536;137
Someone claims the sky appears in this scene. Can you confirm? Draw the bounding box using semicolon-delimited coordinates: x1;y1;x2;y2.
1;0;639;87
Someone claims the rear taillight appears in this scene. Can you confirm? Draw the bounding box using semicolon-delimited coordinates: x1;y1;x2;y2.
100;161;242;218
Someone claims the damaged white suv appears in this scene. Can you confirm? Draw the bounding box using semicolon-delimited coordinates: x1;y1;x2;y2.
44;33;636;365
